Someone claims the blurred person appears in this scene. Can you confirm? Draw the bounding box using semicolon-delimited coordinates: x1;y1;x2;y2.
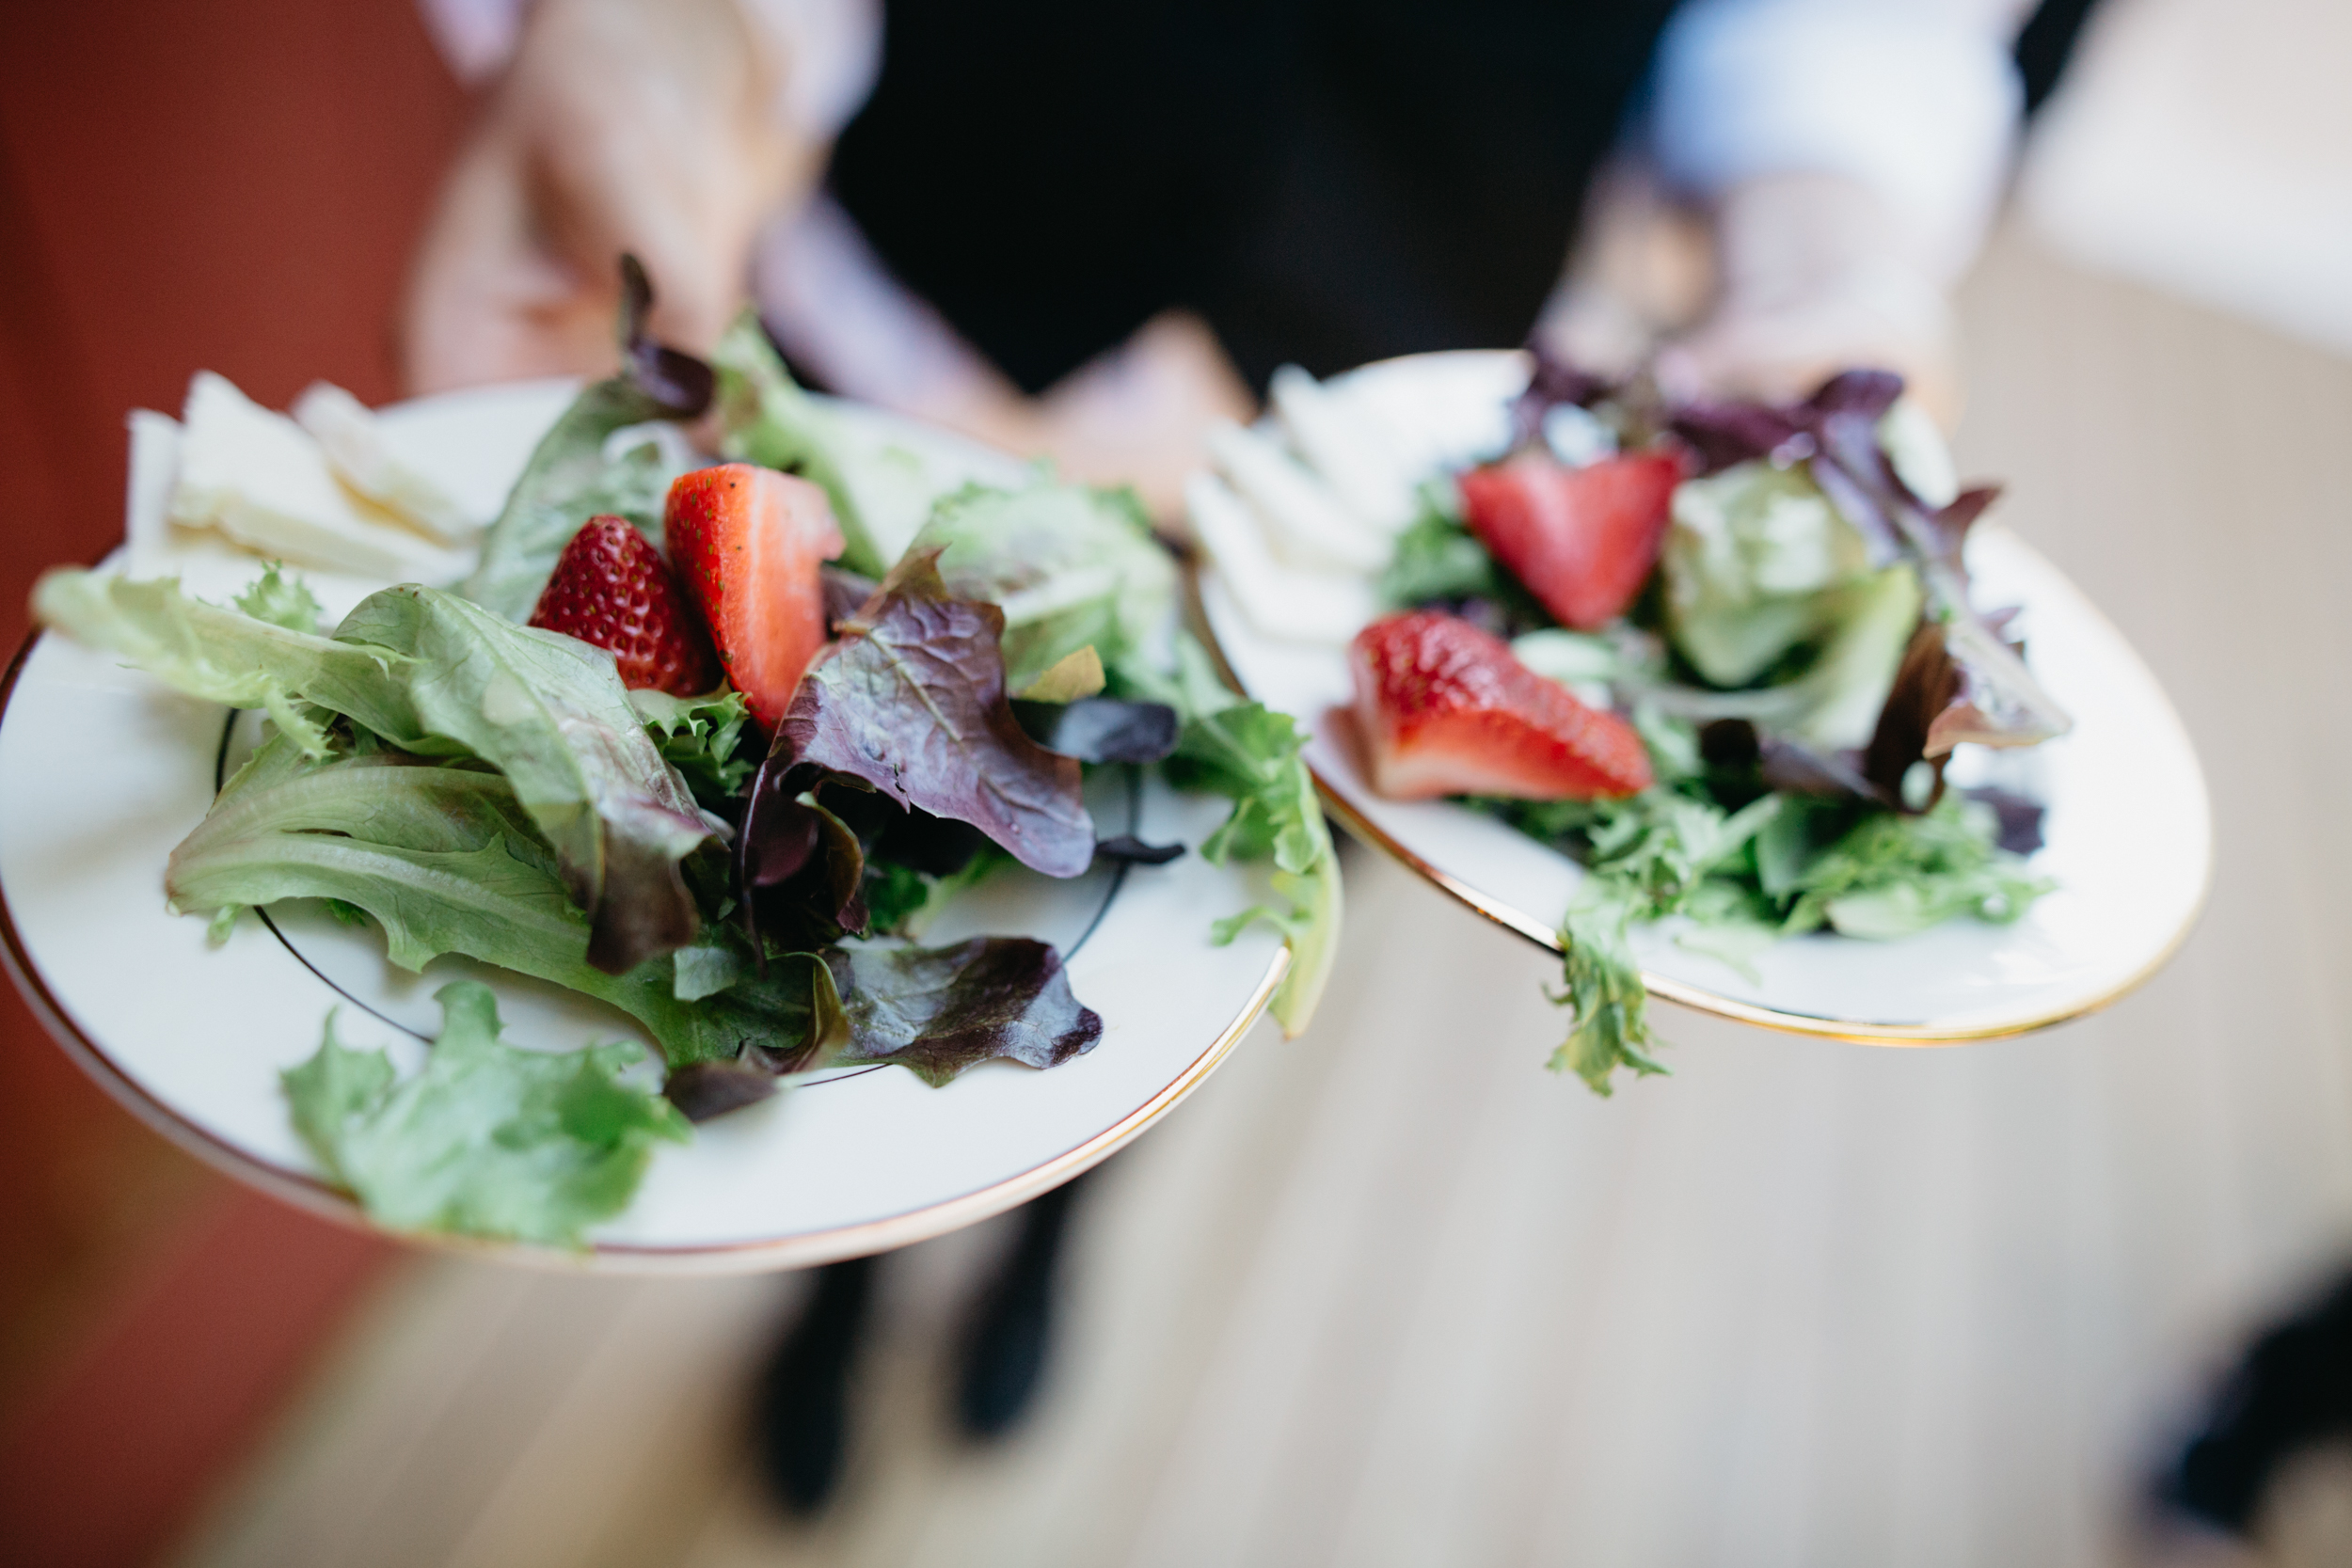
404;0;2043;1513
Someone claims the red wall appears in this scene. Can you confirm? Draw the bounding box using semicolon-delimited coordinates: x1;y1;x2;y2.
0;5;469;1563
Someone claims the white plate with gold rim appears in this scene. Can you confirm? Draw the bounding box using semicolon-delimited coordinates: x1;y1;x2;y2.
1200;350;2210;1043
0;381;1285;1271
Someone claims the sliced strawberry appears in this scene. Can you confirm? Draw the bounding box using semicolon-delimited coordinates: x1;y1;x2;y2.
529;514;719;695
1459;449;1681;631
1349;610;1652;800
664;464;846;728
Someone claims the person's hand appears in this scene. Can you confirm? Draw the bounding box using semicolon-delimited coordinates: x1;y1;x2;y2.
1540;168;1963;426
403;0;807;394
1657;172;1963;425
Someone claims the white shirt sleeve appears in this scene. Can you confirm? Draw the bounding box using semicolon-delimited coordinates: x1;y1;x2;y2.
1648;0;2037;275
414;0;880;138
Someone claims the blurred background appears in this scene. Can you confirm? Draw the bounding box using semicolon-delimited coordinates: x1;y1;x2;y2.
3;0;2350;1563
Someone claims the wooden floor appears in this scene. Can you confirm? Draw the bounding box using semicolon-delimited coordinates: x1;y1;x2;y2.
166;226;2352;1568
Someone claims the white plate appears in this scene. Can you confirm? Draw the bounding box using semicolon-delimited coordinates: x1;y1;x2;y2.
1200;350;2211;1042
0;383;1286;1271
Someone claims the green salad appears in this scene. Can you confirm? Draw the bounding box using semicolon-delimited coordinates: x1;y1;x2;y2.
33;273;1337;1246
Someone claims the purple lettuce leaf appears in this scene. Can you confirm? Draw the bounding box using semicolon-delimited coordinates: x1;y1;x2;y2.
616;254;716;418
737;760;872;950
822;937;1102;1087
772;550;1094;877
1011;696;1181;764
1509;342;1616;451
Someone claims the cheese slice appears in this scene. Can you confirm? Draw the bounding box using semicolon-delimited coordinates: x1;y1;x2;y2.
293;380;478;543
1185;472;1374;646
169;372;467;581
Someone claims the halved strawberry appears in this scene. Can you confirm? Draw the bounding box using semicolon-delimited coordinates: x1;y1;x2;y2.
1349;610;1652;800
529;514;719;695
1459;450;1681;631
664;464;845;728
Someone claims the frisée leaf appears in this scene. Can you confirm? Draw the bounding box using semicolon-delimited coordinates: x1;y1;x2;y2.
283;981;689;1247
233;562;325;634
33;569;411;759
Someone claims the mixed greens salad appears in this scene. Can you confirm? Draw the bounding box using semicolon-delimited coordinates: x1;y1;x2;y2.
32;273;1337;1246
1197;353;2067;1094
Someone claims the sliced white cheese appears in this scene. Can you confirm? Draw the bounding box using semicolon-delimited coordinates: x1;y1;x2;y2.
122;409;183;579
1185;472;1375;647
1204;420;1390;576
171;372;468;581
1267;364;1419;533
293;381;479;543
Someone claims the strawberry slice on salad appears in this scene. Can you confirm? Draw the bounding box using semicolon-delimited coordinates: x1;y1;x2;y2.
1459;449;1681;631
665;463;845;727
1349;610;1652;800
530;513;720;695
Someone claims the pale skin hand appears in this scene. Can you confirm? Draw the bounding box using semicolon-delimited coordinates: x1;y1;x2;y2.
1544;168;1965;427
401;0;1248;515
402;0;805;393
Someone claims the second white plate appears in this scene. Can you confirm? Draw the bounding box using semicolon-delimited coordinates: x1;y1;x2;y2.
1200;350;2211;1042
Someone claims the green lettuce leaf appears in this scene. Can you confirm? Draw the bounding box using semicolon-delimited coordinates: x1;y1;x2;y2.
283;981;690;1246
33;569;412;758
233;562;326;634
1553;894;1666;1095
38;571;716;971
1660;459;1872;688
911;481;1180;695
463;263;713;621
1146;637;1341;1036
462;397;677;625
628;687;756;808
709;313;887;576
1501;782;2046;1092
1777;794;2052;940
331;586;715;972
167;736;820;1069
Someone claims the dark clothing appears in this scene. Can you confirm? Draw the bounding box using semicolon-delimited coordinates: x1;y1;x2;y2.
829;0;1682;393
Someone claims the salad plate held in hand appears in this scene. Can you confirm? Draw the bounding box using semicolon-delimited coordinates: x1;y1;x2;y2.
0;373;1302;1270
1198;350;2210;1048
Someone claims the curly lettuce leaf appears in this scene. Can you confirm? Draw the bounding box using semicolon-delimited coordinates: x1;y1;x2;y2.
912;481;1180;695
283;981;689;1246
773;550;1094;878
1508;782;2046;1091
233;562;325;634
822;937;1101;1087
33;569;411;758
1777;794;2052;940
1142;638;1341;1036
1553;895;1667;1095
629;687;756;807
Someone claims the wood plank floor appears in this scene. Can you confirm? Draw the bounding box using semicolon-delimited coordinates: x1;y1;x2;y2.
167;226;2352;1568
